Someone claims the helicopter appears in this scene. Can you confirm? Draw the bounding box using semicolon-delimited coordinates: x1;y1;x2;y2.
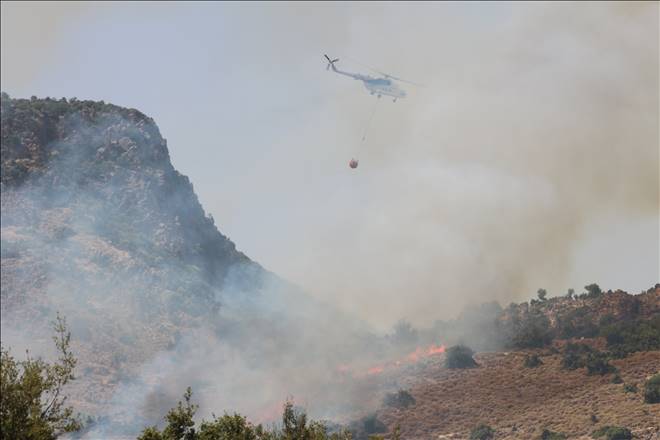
324;54;420;102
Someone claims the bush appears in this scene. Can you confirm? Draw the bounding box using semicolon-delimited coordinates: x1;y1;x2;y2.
585;353;616;376
623;383;637;393
601;316;660;358
524;354;543;368
540;430;567;440
560;343;615;375
445;345;478;369
611;374;623;384
591;426;632;440
383;390;415;409
561;352;583;370
561;343;594;370
511;312;553;348
644;373;660;404
557;307;599;339
470;424;494;440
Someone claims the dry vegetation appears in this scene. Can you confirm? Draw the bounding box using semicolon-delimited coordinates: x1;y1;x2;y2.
377;349;660;439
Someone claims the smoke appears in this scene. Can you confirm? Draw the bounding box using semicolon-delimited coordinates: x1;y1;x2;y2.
244;1;659;328
1;2;657;330
0;101;397;437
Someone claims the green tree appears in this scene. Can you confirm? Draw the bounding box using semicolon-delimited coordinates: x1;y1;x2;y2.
137;387;197;440
137;390;353;440
0;313;81;440
198;413;259;440
163;387;198;440
537;289;547;301
584;284;602;298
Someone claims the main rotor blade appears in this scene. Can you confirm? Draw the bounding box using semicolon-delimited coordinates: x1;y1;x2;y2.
324;54;332;63
385;74;426;87
345;56;425;87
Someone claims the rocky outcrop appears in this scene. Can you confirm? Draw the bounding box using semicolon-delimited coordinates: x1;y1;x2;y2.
0;94;290;421
1;93;252;289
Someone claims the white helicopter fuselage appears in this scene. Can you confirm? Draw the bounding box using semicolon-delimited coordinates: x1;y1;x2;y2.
326;59;407;101
362;78;406;99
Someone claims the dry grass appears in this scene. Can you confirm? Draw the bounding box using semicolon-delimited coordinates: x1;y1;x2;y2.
377;349;660;440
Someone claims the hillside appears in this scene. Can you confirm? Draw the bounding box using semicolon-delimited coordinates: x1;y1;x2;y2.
0;94;370;435
378;349;659;439
344;286;660;440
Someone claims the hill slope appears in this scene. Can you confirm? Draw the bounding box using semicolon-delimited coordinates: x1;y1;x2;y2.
0;94;369;434
349;286;660;440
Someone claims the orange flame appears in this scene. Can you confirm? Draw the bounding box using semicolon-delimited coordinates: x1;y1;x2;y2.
427;344;446;355
367;366;385;375
337;343;446;378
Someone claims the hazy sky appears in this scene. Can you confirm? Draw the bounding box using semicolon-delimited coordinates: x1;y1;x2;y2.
2;1;658;329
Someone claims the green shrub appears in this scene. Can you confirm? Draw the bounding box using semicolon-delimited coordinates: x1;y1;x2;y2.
561;343;594;370
511;312;553;348
445;345;478;369
523;354;543;368
611;374;623;384
561;352;583;370
585;353;616;376
383;390;415;409
560;344;615;376
540;429;567;440
591;426;632;440
470;424;494;440
557;307;599;339
644;373;660;404
623;383;637;393
601;316;660;358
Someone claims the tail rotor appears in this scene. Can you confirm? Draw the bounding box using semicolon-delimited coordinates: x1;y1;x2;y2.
324;54;339;71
